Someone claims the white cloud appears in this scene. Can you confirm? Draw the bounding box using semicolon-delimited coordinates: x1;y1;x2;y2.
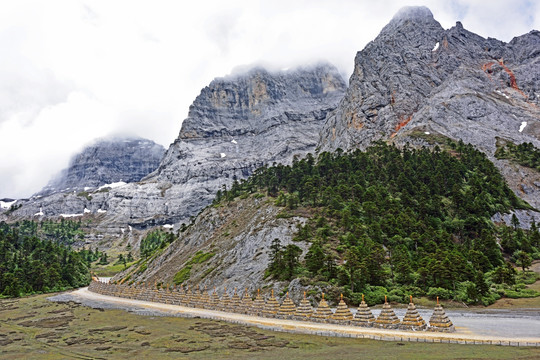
0;92;117;197
0;0;538;198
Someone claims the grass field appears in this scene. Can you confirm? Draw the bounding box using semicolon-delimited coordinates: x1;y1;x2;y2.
0;293;539;359
92;261;137;277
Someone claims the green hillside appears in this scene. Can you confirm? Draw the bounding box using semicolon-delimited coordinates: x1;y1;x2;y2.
217;141;540;305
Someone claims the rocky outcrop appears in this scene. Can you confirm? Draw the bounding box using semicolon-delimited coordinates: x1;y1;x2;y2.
3;64;346;235
39;137;165;196
112;195;310;296
318;6;540;219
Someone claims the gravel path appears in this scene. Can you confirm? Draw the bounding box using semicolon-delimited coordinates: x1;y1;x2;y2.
49;288;540;347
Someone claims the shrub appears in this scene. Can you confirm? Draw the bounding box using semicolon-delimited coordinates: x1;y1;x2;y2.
173;266;192;285
426;287;452;300
363;286;387;306
505;289;540;298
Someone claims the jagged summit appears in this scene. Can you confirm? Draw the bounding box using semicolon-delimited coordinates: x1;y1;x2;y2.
378;6;442;42
318;6;540;222
374;6;443;47
391;6;435;23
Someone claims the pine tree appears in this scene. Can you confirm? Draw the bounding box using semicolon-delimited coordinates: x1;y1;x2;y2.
305;241;324;274
268;238;283;276
511;214;520;230
514;250;532;272
474;272;489;297
283;244;302;280
530;222;540;248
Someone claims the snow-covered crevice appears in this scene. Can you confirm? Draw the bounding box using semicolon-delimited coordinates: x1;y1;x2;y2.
0;200;16;209
98;182;127;191
496;90;510;99
60;213;83;218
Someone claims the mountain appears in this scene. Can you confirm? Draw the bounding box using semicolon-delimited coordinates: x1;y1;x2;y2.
318;5;540;224
147;64;345;224
2;64;346;235
38;137;166;196
111;6;540;302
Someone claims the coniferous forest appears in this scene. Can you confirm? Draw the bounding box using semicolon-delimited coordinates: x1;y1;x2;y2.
0;221;90;297
216;141;540;305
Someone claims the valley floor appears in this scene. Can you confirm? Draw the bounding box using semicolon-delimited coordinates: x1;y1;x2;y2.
0;290;539;359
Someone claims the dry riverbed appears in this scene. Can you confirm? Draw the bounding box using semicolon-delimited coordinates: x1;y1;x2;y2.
0;292;538;359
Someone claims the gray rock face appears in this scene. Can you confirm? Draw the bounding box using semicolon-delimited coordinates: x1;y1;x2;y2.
138;64;345;225
39;137;165;196
112;195;310;297
318;6;540;216
4;64;346;235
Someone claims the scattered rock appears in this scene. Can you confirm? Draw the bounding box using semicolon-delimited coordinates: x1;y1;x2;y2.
95;346;112;351
8;314;35;321
18;315;74;328
134;330;151;335
228;341;251;350
88;326;127;333
64;337;108;346
0;338;13;346
164;345;210;353
35;332;60;339
47;308;71;314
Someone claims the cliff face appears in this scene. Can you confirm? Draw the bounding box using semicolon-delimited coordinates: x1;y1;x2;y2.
4;64;346;234
144;64;346;223
318;6;540;218
39;137;165;196
113;195;310;300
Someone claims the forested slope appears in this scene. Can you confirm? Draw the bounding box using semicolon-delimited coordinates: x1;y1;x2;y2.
216;141;539;305
0;221;90;297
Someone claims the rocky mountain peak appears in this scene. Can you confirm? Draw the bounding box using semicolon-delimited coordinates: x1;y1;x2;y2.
4;63;346;230
134;63;346;225
380;6;442;40
390;6;435;23
38;136;165;196
178;63;345;140
378;8;443;52
318;6;540;220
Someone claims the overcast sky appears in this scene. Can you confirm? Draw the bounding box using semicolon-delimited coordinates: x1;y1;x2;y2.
0;0;538;199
